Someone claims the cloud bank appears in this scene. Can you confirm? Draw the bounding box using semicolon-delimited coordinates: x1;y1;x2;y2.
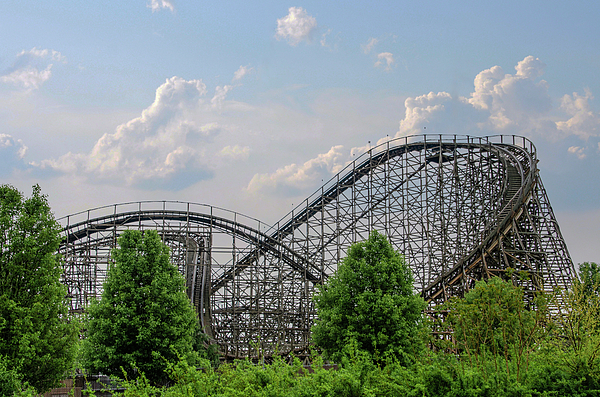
37;76;220;189
247;145;345;196
248;56;600;196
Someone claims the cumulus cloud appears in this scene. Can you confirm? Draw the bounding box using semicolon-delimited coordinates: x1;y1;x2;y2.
393;55;595;140
148;0;174;12
0;48;66;90
233;65;252;82
247;145;346;195
219;145;250;160
467;56;552;130
375;52;394;71
37;76;219;189
361;38;378;54
275;7;317;46
395;91;487;138
391;55;600;160
556;89;600;139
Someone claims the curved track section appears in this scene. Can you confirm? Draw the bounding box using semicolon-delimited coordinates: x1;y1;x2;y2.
59;203;315;357
59;135;575;359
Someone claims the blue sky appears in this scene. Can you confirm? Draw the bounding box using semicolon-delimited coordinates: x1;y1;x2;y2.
1;1;599;265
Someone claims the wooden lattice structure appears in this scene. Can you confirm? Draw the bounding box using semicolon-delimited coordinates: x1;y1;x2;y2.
58;134;575;360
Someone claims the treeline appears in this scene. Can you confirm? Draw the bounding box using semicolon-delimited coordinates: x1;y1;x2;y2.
2;185;600;396
84;261;600;397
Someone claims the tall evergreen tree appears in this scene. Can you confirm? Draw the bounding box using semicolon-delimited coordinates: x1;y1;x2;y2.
312;230;426;364
82;229;200;383
0;184;79;393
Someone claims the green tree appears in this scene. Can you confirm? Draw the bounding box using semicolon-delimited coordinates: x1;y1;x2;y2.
82;229;201;384
447;277;548;381
0;184;80;393
312;230;426;365
553;262;600;387
578;262;600;299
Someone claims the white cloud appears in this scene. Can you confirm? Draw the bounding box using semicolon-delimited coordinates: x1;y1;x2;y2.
375;52;394;71
211;85;233;109
275;7;317;46
467;56;552;130
395;91;486;138
556;89;600;139
1;66;52;90
514;55;545;79
389;55;600;162
148;0;174;12
0;48;66;90
243;56;600;200
0;133;28;158
0;133;28;176
15;48;66;63
247;145;346;195
37;76;216;188
233;65;252;82
361;38;378;54
247;58;556;196
219;145;250;160
568;146;586;159
393;55;592;140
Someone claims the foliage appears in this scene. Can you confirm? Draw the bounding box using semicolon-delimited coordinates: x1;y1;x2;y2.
76;350;600;397
79;258;600;396
445;276;548;381
73;345;600;396
82;229;201;384
192;326;220;368
553;261;600;388
578;262;600;299
0;354;23;397
0;184;80;393
311;230;427;365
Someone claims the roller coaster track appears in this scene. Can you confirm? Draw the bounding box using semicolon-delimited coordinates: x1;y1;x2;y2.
58;134;575;359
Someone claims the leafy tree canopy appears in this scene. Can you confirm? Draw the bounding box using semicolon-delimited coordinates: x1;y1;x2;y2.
554;261;600;384
577;262;600;298
446;276;548;381
82;229;201;384
0;184;79;393
311;230;426;364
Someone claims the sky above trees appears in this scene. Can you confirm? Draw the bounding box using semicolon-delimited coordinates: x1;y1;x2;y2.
1;1;599;265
